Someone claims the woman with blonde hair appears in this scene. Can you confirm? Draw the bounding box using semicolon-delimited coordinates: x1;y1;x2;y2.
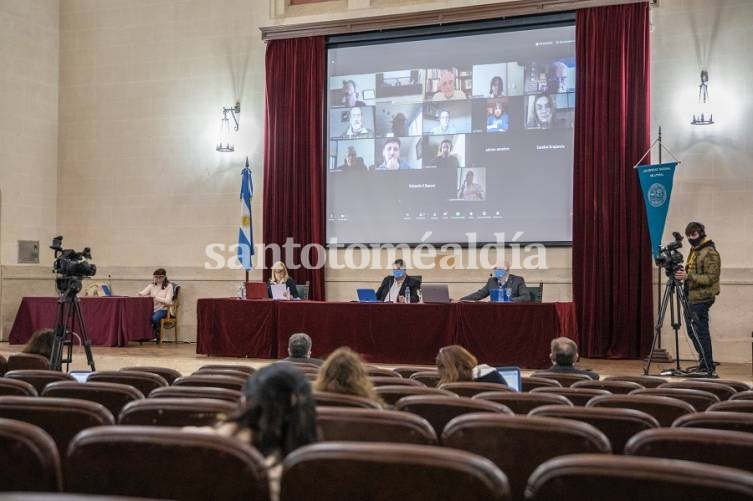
314;347;382;404
436;345;506;385
267;261;299;299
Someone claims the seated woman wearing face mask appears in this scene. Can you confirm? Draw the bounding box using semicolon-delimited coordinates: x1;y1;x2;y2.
460;261;530;302
375;258;420;303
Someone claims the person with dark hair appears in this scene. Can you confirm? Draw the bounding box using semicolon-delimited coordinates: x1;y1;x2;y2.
340;80;365;107
486;102;509;132
674;221;721;376
206;363;317;501
138;268;174;339
339;107;373;139
433;139;459;169
282;333;323;366
375;258;420;303
375;138;410;170
527;94;556;129
337;146;368;172
391;112;408;137
436;345;506;385
314;347;383;405
533;337;599;380
489;76;504;98
460;261;530;302
23;328;55;359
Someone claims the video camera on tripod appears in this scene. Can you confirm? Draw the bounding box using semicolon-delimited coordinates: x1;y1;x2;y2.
49;236;97;372
654;231;684;275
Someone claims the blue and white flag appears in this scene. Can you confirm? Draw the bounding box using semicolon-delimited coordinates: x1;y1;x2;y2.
636;162;677;258
238;157;254;270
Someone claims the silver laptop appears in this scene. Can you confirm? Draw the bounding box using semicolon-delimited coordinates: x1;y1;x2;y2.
421;283;451;304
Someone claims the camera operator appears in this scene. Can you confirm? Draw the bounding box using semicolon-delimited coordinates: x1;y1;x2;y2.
138;268;174;341
673;222;721;376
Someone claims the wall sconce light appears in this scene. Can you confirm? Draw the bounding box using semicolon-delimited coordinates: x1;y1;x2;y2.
216;102;241;152
691;70;713;125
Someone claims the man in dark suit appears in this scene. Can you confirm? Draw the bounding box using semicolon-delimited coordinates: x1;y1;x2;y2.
376;258;420;303
280;333;323;366
460;262;530;302
534;337;599;380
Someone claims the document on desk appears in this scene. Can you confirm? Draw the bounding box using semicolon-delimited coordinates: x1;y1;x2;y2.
270;283;289;300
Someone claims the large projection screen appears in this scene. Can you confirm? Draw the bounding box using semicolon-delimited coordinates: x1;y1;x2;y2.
326;19;575;245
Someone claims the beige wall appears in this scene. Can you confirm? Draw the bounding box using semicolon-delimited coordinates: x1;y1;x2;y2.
2;0;751;365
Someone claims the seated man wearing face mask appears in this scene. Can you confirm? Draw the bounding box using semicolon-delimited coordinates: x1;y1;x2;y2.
460;261;530;302
376;258;421;303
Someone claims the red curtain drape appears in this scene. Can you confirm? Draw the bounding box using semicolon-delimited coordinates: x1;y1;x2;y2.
263;36;326;300
573;3;653;358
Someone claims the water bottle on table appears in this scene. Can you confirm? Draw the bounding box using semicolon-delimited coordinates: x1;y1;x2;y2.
405;286;411;304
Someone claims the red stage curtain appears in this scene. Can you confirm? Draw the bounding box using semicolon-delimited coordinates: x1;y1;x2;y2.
263;36;326;300
573;3;653;358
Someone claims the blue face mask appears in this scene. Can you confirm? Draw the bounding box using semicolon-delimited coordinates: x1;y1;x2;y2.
393;268;405;279
494;269;507;280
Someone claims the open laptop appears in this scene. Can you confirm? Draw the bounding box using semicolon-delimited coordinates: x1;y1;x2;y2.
496;366;521;392
421;283;451;304
356;288;378;302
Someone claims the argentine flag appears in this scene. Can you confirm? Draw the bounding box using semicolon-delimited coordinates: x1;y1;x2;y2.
238;158;254;270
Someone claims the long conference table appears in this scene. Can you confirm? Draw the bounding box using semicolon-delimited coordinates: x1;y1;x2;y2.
9;296;154;347
197;299;578;369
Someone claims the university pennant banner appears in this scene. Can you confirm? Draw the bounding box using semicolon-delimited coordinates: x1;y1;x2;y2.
636;162;677;257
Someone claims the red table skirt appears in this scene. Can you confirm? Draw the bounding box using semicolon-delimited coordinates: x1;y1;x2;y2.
197;300;578;369
9;296;155;347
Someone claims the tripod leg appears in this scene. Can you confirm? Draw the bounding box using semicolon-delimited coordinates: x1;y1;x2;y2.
50;301;69;371
645;280;674;375
72;300;96;371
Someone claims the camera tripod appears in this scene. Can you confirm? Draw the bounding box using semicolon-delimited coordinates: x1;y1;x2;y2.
49;277;96;372
644;271;710;377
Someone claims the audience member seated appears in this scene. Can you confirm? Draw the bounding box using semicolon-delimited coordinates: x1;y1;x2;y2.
460;261;530;302
267;261;299;300
138;268;174;341
375;258;420;303
196;363;317;501
23;328;55;359
281;333;323;366
436;345;506;385
534;337;599;380
314;347;383;405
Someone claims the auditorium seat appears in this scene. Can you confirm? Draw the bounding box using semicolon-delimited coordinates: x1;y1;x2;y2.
587;394;695;427
278;361;320;370
149;385;242;403
42;381;144;417
659;380;737;401
365;366;401;378
172;374;245;391
0;353;7;375
695;378;751;393
0;418;61;492
731;391;753;401
297;366;321;376
316;407;437;445
473;391;572;414
708;400;753;414
87;371;168;397
395;395;511;437
529;387;610;406
572;379;644;394
0;396;114;456
4;370;75;394
7;353;50;371
369;376;423;387
629;387;719;411
529;405;659;454
121;366;182;384
443;414;610;501
525;454;753;501
313;391;381;409
625;427;753;473
520;376;562;391
280;442;510;501
439;382;513;397
673;411;753;434
392;366;434;378
409;371;440;387
0;378;38;397
66;426;270;500
190;368;250;380
375;385;456;406
197;364;255;374
529;372;593;387
118;398;235;427
603;375;668;388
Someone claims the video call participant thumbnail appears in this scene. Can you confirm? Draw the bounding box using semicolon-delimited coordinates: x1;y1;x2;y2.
432;69;467;101
375;137;410;170
339;106;373;139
